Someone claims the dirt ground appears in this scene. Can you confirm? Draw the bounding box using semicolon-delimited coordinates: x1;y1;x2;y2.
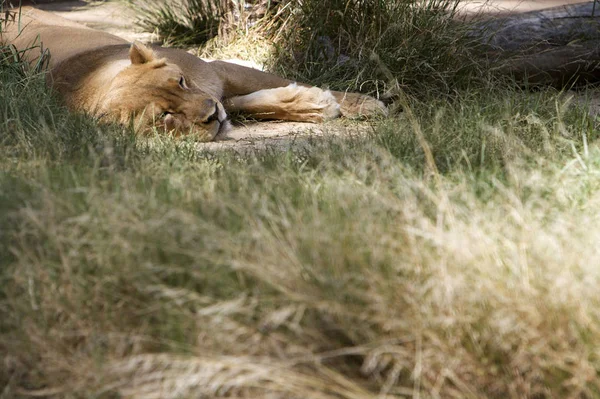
9;0;600;149
460;0;595;15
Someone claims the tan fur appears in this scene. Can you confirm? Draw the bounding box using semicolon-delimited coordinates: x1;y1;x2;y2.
224;84;341;122
1;7;386;141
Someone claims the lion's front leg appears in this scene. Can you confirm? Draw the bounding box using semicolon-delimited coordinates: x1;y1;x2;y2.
223;83;341;122
208;60;387;121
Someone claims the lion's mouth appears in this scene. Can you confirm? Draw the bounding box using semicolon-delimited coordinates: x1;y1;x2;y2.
161;112;229;141
213;118;232;140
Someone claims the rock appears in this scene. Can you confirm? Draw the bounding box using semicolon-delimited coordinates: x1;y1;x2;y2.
471;1;600;85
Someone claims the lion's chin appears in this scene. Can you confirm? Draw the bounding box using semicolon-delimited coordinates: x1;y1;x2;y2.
191;119;231;142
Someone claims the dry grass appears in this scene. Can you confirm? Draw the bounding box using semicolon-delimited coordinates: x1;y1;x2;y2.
195;32;274;70
4;1;600;397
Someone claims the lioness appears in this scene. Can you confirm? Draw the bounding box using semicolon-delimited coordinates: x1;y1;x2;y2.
1;7;386;141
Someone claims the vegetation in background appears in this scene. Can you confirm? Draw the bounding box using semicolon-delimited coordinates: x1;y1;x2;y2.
270;0;488;98
4;1;600;397
127;0;223;46
128;0;283;46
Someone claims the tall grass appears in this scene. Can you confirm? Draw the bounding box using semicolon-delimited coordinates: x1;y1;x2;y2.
3;28;600;396
269;0;489;98
127;0;280;47
127;0;223;46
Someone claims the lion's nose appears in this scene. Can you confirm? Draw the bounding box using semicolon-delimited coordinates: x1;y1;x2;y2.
202;99;220;124
164;113;178;130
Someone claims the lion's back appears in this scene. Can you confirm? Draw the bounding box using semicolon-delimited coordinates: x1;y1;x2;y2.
2;7;128;67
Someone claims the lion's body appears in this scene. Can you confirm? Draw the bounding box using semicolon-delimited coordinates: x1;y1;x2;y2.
1;7;385;140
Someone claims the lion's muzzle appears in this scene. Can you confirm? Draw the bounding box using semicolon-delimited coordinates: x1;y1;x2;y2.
161;98;229;141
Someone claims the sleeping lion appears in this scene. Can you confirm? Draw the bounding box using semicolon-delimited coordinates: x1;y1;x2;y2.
1;7;386;141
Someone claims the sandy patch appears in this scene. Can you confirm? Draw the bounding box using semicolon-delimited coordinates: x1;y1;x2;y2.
31;0;155;43
459;0;594;16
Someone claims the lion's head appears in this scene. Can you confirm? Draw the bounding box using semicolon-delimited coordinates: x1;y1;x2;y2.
98;42;228;141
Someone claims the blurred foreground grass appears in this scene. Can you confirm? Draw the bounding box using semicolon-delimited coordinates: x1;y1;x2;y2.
4;0;600;397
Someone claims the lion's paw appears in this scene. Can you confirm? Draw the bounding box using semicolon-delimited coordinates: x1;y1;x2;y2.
282;84;341;122
333;92;388;118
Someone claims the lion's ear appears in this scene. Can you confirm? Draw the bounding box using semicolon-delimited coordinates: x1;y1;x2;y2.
129;42;155;65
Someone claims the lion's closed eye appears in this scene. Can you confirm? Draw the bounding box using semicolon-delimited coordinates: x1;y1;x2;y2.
178;76;187;89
